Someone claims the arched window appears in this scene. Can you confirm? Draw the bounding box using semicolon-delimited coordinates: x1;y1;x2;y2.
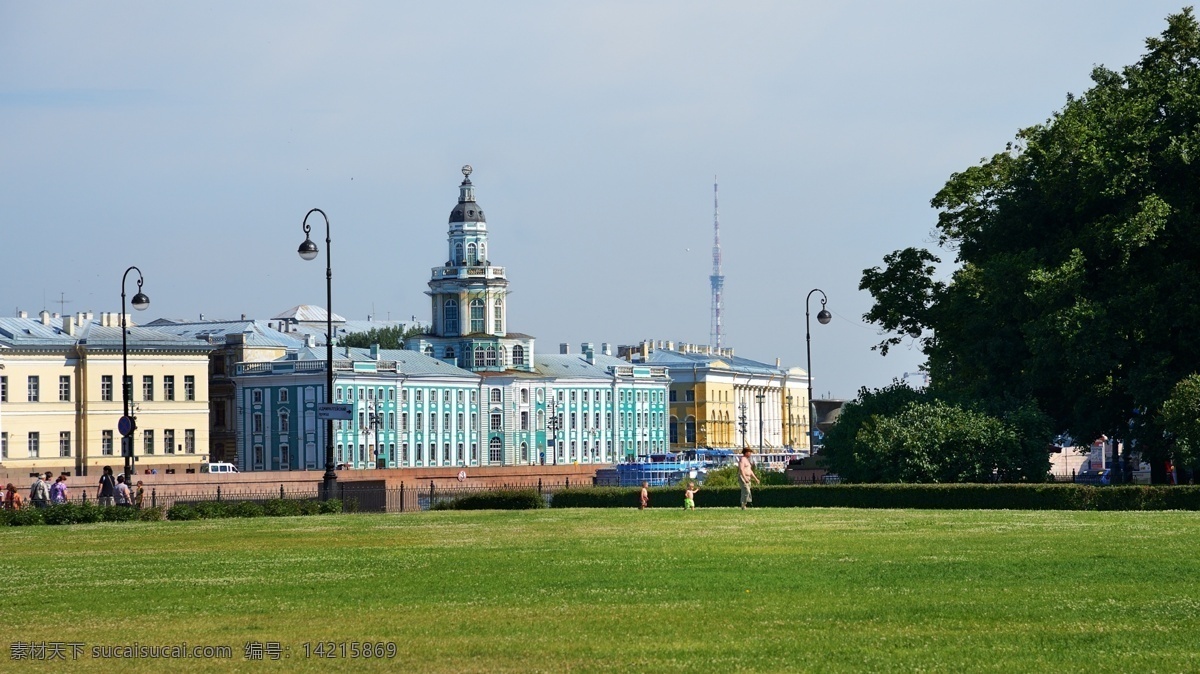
498;346;506;368
479;243;486;263
470;299;485;333
486;346;497;367
444;299;458;334
279;411;290;434
520;442;529;463
670;416;678;444
474;347;485;369
489;437;502;464
467;243;477;265
423;345;434;356
454;242;464;265
445;347;455;362
493;300;503;332
512;345;526;366
490;388;502;404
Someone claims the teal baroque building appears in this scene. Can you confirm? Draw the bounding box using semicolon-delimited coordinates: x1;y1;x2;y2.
232;167;668;470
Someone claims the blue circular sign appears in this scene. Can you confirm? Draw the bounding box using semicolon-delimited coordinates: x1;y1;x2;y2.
117;416;134;436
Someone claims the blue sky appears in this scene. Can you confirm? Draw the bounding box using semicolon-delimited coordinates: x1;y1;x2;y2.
0;1;1188;398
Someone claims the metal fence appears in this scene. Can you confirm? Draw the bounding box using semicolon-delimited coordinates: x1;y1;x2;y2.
57;478;593;513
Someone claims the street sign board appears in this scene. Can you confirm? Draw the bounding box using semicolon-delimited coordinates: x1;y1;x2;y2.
117;415;135;436
317;403;354;420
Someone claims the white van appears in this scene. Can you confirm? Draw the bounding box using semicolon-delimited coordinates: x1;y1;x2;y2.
201;462;239;474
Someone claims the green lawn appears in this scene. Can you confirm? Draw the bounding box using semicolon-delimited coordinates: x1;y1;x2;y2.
3;508;1199;673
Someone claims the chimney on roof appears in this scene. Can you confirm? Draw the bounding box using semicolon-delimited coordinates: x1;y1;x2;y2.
241;314;246;320
584;344;595;365
776;357;781;368
601;342;611;356
641;341;649;361
18;310;27;319
62;316;75;336
199;313;205;321
370;344;380;360
305;334;316;348
39;310;51;326
560;343;570;354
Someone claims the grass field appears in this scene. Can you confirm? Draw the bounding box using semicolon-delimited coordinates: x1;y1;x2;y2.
3;508;1200;673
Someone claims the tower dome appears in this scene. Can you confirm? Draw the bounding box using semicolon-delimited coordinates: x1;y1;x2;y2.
448;164;486;223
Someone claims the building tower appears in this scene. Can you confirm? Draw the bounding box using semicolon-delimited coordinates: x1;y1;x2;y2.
709;176;725;349
407;165;535;372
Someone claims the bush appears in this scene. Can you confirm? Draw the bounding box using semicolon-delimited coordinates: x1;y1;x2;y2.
297;500;321;516
263;499;303;518
550;484;1200;510
193;501;232;519
318;499;342;515
231;501;265;518
101;505;140;522
76;503;103;524
703;466;789;487
7;507;45;526
166;504;199;521
42;503;81;525
442;489;545;510
137;506;165;521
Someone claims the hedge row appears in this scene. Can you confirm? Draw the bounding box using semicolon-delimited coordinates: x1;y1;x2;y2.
550;484;1200;510
0;503;165;526
432;488;545;511
166;498;341;520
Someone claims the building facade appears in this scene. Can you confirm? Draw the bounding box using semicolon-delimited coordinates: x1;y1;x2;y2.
0;311;213;476
229;167;670;470
621;340;812;453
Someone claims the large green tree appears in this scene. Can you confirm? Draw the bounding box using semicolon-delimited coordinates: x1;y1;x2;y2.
339;324;428;350
860;9;1200;481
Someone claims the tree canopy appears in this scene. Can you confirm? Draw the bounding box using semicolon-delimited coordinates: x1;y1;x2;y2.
338;324;428;350
859;9;1200;478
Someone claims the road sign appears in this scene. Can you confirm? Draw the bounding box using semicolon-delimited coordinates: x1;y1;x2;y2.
117;415;135;436
317;403;354;420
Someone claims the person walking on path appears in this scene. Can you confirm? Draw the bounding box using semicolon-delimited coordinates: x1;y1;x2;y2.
3;484;23;510
114;475;133;507
639;482;650;510
134;481;145;509
50;475;68;504
738;448;760;510
98;466;116;507
29;472;51;509
683;481;699;510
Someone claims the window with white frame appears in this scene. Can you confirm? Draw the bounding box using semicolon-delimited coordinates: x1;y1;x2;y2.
143;375;154;401
513;345;525;366
521;411;529;431
279;388;288;403
27;376;39;402
490;388;502;404
0;375;6;402
28;432;39;457
493;301;503;333
164;429;175;454
59;431;71;457
144;429;155;455
488;437;502;463
101;430;112;456
59;375;71;402
101;375;113;401
253;413;263;434
1;432;8;459
163;375;175;401
252;389;262;404
490;413;502;431
470;298;485;333
185;429;195;454
485;346;496;367
185;375;195;401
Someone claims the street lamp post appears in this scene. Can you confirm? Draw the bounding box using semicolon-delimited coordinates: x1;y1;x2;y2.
805;289;832;452
297;208;337;500
120;266;150;487
756;392;765;455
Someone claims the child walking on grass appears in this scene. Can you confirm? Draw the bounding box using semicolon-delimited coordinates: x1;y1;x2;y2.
683;482;699;510
640;482;649;510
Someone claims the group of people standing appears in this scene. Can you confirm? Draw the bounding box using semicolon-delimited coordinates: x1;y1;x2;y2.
2;466;144;510
638;447;763;511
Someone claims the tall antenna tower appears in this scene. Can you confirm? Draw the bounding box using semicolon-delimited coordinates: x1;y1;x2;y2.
709;176;725;349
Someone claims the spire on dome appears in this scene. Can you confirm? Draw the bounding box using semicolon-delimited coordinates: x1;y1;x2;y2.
450;164;485;223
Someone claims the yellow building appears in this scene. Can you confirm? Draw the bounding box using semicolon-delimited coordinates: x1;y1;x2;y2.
620;341;811;456
0;310;212;479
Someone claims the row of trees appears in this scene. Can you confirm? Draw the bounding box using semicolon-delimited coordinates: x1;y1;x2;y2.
828;10;1200;483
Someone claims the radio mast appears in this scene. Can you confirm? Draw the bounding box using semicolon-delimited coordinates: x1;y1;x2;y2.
709;176;725;349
